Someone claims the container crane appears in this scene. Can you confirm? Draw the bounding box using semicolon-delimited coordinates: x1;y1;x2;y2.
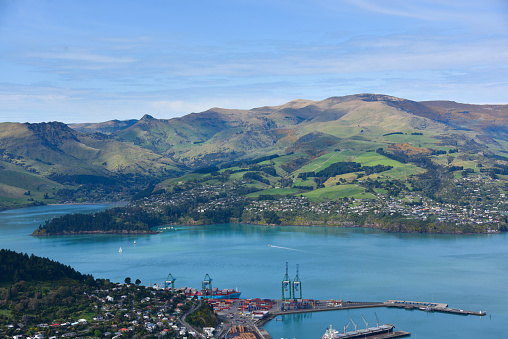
292;264;302;300
281;262;292;301
165;273;176;291
202;274;213;299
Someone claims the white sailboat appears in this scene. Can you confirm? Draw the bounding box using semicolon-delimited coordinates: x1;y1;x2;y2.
119;247;122;253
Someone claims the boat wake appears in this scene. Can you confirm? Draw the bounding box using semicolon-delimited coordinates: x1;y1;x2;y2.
268;244;309;253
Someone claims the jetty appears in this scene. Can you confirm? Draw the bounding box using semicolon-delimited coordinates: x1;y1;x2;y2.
385;299;487;316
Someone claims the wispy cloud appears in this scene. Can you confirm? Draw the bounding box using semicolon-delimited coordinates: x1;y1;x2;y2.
26;51;136;64
346;0;454;20
345;0;507;26
1;0;507;122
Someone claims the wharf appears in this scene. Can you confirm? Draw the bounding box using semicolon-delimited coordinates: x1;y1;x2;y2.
265;300;385;320
216;298;485;339
384;300;487;316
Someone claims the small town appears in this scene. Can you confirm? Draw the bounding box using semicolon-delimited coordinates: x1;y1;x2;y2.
132;173;507;232
1;281;213;339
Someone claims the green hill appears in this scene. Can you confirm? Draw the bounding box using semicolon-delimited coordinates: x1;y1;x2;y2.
111;94;508;168
0;121;181;209
68;118;138;134
1;93;507;211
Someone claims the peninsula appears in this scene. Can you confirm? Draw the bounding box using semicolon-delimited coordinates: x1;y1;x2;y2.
31;207;159;236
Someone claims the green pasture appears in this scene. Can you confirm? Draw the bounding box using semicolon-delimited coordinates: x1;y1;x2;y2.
372;164;424;181
324;173;358;186
302;184;375;201
159;173;207;187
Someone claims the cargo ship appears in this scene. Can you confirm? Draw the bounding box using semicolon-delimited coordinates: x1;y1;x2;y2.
182;287;241;299
322;314;408;339
322;323;395;339
168;274;242;299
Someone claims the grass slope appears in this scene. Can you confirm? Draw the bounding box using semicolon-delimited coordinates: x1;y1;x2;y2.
1;94;507;208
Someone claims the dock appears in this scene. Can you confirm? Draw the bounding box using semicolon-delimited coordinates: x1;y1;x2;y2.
214;298;485;338
384;300;487;316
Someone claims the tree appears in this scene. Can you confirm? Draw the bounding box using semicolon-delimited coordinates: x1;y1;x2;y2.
263;210;281;225
85;275;95;286
135;279;141;285
124;277;131;284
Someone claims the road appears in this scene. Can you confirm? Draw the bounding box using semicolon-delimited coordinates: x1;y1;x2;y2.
179;300;206;339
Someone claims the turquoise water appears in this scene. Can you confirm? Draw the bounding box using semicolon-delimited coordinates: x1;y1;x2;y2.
1;204;507;338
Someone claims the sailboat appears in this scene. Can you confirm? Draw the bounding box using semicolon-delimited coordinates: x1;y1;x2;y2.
119;247;122;253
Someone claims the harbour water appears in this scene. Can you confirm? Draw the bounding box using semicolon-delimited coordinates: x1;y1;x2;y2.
1;204;507;338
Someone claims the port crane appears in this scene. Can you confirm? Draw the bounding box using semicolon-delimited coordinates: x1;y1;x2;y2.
165;273;176;290
292;264;302;300
281;262;292;301
202;274;213;298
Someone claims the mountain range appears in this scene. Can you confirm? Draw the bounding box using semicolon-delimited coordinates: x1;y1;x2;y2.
1;93;507;210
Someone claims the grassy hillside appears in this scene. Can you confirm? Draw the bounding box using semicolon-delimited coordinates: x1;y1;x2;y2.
420;100;508;140
0;122;181;209
69;118;138;134
1;94;507;210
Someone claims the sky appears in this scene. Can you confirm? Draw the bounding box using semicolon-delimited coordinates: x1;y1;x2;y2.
1;0;507;123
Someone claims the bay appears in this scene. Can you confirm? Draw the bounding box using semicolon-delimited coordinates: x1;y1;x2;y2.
0;204;507;338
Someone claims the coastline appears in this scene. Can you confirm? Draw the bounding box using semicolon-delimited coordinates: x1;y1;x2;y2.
31;229;158;236
0;201;124;213
160;220;504;235
23;201;505;236
47;201;128;207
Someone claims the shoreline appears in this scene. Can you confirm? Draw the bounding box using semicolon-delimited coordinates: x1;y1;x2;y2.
0;201;124;213
33;220;504;236
22;202;505;236
31;230;158;236
161;220;504;235
46;201;128;206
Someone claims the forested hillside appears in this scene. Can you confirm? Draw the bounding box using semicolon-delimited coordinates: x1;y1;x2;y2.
0;249;92;283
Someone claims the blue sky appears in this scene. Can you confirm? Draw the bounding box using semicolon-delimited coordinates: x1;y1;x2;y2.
1;0;507;123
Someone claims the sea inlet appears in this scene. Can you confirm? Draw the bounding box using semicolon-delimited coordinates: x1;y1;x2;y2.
0;204;506;338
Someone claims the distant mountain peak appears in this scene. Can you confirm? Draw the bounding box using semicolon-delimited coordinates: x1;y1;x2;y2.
140;114;155;120
26;121;79;143
352;93;403;101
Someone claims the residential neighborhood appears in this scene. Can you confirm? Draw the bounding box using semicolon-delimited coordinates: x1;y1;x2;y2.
131;173;507;233
1;282;216;339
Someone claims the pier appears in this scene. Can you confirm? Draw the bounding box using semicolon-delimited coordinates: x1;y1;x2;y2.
384;299;487;316
213;298;486;339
